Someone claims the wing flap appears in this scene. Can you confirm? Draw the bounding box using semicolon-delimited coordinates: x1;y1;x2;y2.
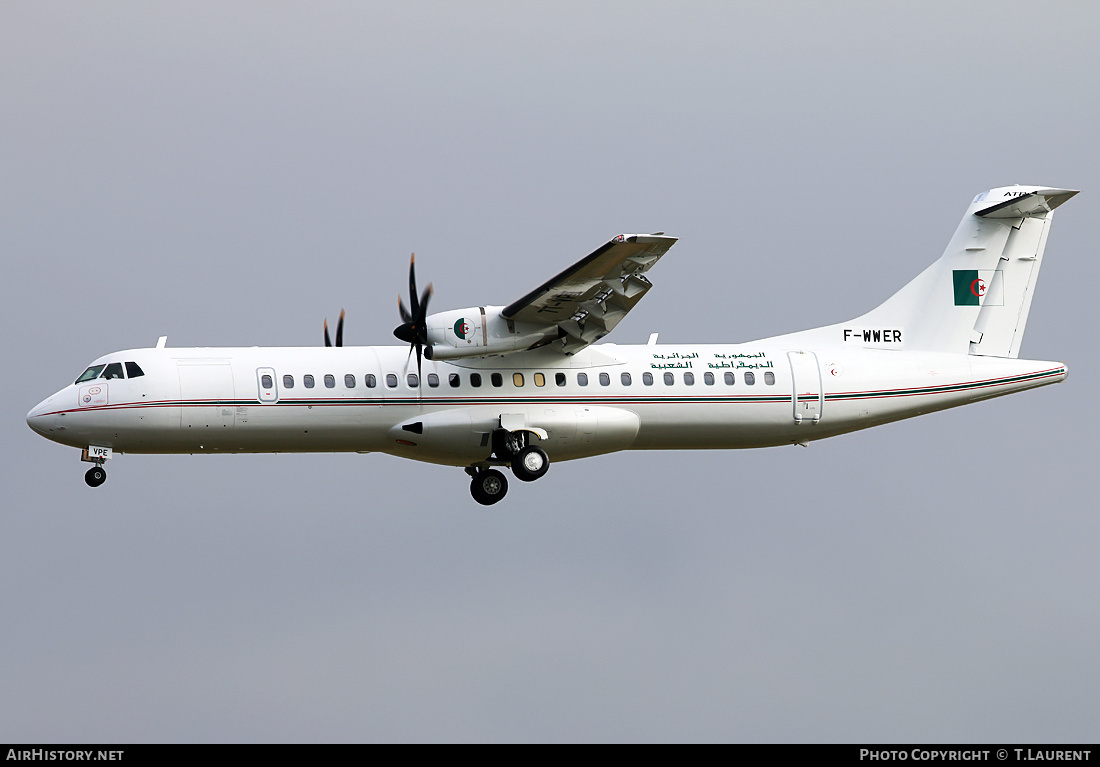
502;234;677;353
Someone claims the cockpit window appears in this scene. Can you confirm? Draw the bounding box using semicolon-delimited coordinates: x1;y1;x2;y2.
76;365;106;384
125;362;145;378
102;362;125;380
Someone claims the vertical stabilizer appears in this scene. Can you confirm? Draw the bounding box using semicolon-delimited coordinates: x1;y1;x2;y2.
847;185;1076;358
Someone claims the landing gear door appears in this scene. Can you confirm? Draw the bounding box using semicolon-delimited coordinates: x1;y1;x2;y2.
787;351;822;424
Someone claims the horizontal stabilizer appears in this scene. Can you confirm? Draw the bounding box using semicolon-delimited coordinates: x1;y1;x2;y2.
974;187;1078;219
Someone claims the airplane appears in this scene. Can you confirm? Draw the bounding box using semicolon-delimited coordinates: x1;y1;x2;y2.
27;184;1075;505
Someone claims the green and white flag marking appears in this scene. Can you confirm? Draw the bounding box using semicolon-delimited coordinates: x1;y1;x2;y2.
953;270;1003;307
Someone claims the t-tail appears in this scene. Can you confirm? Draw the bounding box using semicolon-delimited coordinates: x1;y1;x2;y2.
770;185;1077;357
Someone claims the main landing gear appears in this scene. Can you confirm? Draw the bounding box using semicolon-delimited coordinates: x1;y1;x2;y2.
511;445;549;482
466;429;551;505
470;469;508;505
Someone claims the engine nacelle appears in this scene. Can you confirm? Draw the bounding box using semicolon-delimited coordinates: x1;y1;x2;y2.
424;306;556;360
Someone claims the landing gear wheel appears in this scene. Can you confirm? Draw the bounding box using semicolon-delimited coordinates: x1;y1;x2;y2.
85;466;107;487
470;469;508;506
511;445;549;482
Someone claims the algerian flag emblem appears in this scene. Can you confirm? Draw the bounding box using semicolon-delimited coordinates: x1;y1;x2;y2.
953;270;1004;307
453;318;471;340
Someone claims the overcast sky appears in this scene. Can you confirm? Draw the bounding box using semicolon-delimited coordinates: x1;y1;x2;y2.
3;2;1098;743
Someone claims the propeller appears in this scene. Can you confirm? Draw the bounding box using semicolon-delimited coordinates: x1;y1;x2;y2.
393;253;433;380
324;309;345;347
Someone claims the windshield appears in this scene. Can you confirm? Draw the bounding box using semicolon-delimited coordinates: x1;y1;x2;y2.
102;362;124;380
75;365;105;384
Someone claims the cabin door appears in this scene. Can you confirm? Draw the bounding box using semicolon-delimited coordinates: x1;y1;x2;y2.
787;351;822;424
178;361;236;429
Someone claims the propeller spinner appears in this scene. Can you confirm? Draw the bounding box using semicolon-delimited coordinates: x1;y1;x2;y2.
393;253;433;379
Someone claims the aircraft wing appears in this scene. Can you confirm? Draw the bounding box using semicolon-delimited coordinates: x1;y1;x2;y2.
502;233;678;354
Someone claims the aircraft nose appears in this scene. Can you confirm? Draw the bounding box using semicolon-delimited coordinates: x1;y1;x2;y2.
26;395;57;436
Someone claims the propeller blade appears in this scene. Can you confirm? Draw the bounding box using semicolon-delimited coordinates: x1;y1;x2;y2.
408;253;419;318
335;309;345;347
393;251;432;387
419;284;433;321
324;318;332;347
393;324;414;343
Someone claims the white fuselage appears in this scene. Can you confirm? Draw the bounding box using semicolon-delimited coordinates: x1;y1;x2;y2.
26;342;1066;467
25;185;1076;503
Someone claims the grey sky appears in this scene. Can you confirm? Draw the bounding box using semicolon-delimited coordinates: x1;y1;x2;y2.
2;2;1098;742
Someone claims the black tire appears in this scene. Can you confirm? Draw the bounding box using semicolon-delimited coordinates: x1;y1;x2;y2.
85;466;107;487
511;445;549;482
470;469;508;505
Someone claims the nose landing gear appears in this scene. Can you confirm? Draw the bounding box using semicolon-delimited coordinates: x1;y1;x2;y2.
80;446;112;488
85;465;107;487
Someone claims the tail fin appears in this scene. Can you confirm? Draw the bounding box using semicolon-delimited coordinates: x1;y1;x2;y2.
849;185;1077;358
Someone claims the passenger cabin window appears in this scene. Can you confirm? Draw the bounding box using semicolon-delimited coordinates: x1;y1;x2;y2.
470;373;482;387
345;374;356;389
324;374;336;388
125;362;145;379
577;373;588;386
621;372;632;386
663;372;674;386
643;372;654;386
491;373;503;387
386;373;398;388
599;372;610;386
534;373;546;387
365;374;376;388
449;373;461;388
406;373;419;387
764;371;775;385
427;373;439;388
283;374;295;388
102;362;124;380
261;374;273;388
76;365;106;384
684;372;695;386
555;373;566;387
513;373;524;387
304;374;315;388
704;372;715;385
744;372;756;385
724;372;736;385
